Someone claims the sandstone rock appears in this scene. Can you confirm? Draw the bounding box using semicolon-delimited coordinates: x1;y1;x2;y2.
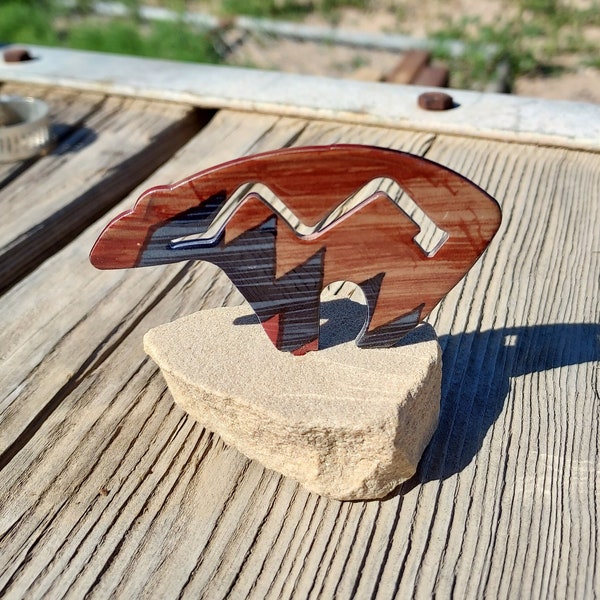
143;298;441;500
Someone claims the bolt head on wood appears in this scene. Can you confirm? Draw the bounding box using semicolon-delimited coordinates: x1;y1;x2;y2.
418;91;454;111
3;48;33;63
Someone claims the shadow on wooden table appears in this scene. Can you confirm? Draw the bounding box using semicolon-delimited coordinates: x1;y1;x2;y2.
241;298;598;491
50;125;98;153
414;322;600;485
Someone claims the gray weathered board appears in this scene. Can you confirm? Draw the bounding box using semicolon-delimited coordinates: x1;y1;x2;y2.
0;82;204;292
0;92;598;598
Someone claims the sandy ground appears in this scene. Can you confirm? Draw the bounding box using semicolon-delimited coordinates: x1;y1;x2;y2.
217;2;600;104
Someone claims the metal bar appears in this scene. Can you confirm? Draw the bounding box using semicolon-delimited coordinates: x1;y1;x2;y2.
78;1;485;58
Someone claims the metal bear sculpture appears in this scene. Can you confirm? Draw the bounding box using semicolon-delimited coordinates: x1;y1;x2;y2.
90;145;501;354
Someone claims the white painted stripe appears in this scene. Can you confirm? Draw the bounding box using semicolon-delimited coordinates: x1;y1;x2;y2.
2;45;599;152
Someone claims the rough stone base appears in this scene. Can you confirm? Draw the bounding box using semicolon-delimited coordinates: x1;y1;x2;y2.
144;299;441;501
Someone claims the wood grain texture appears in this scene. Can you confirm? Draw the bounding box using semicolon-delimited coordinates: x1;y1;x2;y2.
0;89;205;292
0;109;311;459
90;145;500;352
0;109;598;599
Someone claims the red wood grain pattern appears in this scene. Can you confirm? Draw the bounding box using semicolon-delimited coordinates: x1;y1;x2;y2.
90;145;501;350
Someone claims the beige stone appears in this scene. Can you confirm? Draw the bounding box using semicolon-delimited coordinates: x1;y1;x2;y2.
143;299;441;501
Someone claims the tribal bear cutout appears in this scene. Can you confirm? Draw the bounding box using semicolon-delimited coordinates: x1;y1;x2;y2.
90;145;501;355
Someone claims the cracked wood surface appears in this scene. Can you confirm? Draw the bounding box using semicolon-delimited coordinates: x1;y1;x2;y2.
0;101;598;599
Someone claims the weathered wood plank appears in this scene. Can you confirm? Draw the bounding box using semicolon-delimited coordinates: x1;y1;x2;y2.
0;112;434;463
0;109;316;460
0;91;206;293
0;113;436;597
0;113;598;599
0;83;106;187
3;46;600;152
389;138;600;599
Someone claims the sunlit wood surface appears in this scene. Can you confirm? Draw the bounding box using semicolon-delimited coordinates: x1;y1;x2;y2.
0;77;598;599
